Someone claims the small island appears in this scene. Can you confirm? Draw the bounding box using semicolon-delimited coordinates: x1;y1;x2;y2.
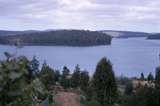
0;30;112;46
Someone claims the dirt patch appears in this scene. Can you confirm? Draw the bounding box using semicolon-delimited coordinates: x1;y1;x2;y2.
54;92;81;106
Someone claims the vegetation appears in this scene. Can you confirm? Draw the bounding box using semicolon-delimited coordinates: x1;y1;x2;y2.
0;30;112;46
147;72;154;81
39;62;56;89
60;66;71;89
120;65;160;106
140;72;145;80
92;58;118;106
0;54;48;106
1;51;160;106
155;67;160;88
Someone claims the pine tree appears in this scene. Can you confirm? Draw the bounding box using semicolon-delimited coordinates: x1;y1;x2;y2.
140;72;145;80
54;70;61;82
92;57;118;106
155;67;160;88
80;70;89;91
147;72;154;81
71;64;81;88
60;66;71;88
30;56;39;77
39;62;55;88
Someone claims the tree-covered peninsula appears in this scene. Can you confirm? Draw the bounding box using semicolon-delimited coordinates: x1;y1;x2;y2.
0;30;112;46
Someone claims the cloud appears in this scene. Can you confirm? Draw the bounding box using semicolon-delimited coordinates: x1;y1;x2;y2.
0;0;160;32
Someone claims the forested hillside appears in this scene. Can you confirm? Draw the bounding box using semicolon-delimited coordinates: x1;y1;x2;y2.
0;30;112;46
0;30;37;36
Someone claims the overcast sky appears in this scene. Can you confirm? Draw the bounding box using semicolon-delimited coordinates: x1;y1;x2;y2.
0;0;160;32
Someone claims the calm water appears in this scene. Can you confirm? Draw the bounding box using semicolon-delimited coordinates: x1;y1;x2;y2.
0;37;160;77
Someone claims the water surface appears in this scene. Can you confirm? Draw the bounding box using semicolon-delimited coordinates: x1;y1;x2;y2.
0;37;160;77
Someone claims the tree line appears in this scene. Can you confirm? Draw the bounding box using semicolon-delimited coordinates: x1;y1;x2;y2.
0;52;160;106
39;57;118;106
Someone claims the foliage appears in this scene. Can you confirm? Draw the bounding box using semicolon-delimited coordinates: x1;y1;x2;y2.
121;63;160;106
0;54;48;106
60;66;71;88
121;86;159;106
80;70;89;92
85;96;101;106
125;81;133;95
71;64;81;88
1;52;160;106
155;67;160;88
147;72;154;81
140;72;145;80
54;70;61;82
29;56;39;77
39;62;55;88
92;57;118;106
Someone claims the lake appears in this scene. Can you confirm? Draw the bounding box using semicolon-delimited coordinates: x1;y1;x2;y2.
0;37;160;77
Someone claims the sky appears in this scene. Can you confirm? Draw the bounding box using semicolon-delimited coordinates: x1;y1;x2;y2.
0;0;160;32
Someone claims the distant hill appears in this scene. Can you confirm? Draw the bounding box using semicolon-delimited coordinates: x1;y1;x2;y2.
0;29;151;38
0;30;38;36
100;30;150;38
147;33;160;40
0;30;112;46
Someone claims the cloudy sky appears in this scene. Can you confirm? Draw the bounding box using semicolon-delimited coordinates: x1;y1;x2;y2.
0;0;160;32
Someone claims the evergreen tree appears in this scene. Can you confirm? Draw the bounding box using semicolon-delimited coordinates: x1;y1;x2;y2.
125;82;133;95
92;57;118;106
80;70;89;91
29;56;39;77
71;64;81;88
140;72;145;80
60;66;71;88
4;52;12;61
86;96;101;106
54;70;61;82
155;67;160;87
0;55;47;105
39;62;55;88
147;72;154;81
154;66;160;106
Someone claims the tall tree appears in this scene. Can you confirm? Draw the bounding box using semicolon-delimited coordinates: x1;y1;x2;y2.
155;67;160;88
71;64;81;88
60;66;71;88
92;57;118;106
140;72;145;80
29;56;39;77
39;62;55;88
147;72;154;81
80;70;90;91
54;70;61;82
